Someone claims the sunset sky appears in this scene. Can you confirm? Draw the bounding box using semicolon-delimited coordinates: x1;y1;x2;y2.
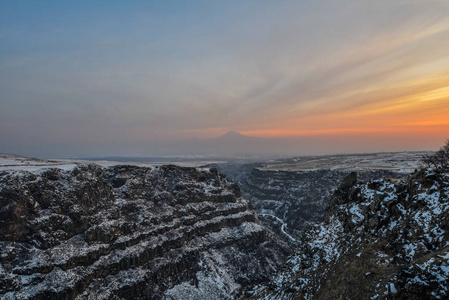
1;1;449;157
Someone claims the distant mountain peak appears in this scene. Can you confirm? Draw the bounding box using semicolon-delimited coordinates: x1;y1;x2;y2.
219;131;246;138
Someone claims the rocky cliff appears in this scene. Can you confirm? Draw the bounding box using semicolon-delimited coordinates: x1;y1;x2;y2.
0;164;290;299
227;166;406;242
251;167;449;299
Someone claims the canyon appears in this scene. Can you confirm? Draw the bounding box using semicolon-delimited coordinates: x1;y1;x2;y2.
0;158;290;299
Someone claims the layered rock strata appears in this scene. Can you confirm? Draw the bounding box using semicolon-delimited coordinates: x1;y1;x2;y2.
241;168;405;241
0;164;290;299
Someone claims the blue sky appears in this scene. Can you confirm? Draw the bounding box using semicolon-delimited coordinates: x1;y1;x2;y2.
1;1;449;157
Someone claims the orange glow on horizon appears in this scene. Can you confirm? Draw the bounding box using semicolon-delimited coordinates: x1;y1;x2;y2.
241;124;449;138
179;42;449;148
238;71;449;141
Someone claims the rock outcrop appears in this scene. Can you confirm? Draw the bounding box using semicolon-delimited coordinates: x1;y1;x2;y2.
0;164;290;299
251;167;449;299
239;167;406;241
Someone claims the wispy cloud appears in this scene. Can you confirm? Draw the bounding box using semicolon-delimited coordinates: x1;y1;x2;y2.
1;0;448;156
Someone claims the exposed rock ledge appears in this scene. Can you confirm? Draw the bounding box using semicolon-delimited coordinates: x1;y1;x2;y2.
0;164;290;299
251;168;449;299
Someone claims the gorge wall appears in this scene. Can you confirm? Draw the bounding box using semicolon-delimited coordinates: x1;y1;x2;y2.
0;164;291;299
218;163;407;242
251;168;449;299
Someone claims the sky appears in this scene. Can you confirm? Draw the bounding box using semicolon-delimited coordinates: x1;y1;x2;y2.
1;0;449;157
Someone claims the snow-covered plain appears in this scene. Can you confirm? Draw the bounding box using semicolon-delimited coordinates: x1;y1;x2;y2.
262;151;427;172
0;153;222;172
0;154;78;171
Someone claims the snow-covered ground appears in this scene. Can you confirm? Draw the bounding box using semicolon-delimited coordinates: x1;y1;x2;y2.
262;151;428;172
0;154;78;171
0;153;221;171
1;151;428;173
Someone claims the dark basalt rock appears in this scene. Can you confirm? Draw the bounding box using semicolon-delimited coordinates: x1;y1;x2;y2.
251;168;449;299
0;164;290;299
221;165;406;242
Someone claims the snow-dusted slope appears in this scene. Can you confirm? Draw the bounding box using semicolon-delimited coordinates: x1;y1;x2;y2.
250;168;449;299
0;164;290;299
241;168;409;242
216;152;425;243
